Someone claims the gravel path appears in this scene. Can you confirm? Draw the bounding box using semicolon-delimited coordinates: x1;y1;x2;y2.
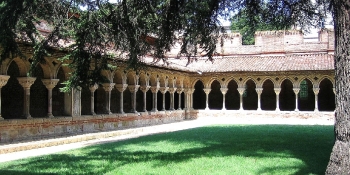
0;116;334;163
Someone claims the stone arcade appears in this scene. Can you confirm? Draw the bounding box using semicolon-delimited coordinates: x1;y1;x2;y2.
0;29;335;144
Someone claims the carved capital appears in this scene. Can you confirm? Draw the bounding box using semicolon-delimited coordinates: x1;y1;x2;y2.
0;75;10;88
184;88;195;94
203;88;211;94
176;88;183;94
313;87;320;95
220;88;228;94
255;88;263;95
102;83;115;92
89;83;99;92
159;87;169;94
17;77;36;89
140;85;150;93
115;84;128;92
293;88;300;94
274;88;281;95
237;87;245;94
128;85;140;93
42;79;59;90
150;86;159;93
168;87;177;94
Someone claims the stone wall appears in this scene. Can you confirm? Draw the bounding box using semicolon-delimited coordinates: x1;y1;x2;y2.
0;111;186;144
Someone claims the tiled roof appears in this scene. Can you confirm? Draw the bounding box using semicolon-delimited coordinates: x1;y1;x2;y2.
143;53;334;73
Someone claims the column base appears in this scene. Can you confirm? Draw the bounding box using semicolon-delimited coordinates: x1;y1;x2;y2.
152;109;158;112
91;112;96;115
314;109;319;112
25;115;33;119
294;109;299;112
0;116;4;120
205;107;209;110
47;113;54;118
119;111;125;114
275;108;280;112
177;108;182;110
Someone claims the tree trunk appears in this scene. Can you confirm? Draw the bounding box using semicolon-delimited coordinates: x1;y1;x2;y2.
326;1;350;174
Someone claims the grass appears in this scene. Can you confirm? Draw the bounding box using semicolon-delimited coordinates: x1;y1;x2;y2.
0;125;334;175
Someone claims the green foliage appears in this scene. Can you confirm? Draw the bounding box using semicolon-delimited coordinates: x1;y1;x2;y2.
0;0;328;91
0;125;334;174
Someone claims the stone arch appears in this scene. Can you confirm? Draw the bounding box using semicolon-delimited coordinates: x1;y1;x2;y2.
159;75;168;87
298;78;315;111
30;64;48;118
206;77;224;88
277;77;294;88
113;70;126;84
224;77;240;88
54;63;70;81
226;79;240;110
280;79;295;111
193;80;205;109
318;76;335;88
243;79;258;110
296;76;315;88
242;77;258;88
149;74;159;87
101;70;115;83
318;78;335;111
126;71;139;85
3;58;30;76
261;79;276;110
52;66;66;116
139;72;149;86
208;80;222;109
191;78;205;89
2;60;23;119
261;77;278;88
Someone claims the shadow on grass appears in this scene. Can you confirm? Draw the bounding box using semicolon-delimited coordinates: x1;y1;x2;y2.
0;125;334;175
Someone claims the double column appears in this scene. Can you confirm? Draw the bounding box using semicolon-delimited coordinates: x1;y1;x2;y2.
204;88;211;110
274;88;281;111
256;88;263;111
102;83;115;114
42;79;59;117
115;84;127;114
184;88;195;110
159;87;169;111
168;88;177;110
89;84;99;115
150;86;159;112
313;87;320;112
140;86;150;112
220;88;228;110
237;87;245;111
128;85;140;113
293;87;300;111
17;77;36;119
176;88;183;110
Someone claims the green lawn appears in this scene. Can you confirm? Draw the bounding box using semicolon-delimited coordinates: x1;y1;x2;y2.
0;125;334;175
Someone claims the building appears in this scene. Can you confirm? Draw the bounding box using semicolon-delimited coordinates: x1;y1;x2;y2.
0;29;335;144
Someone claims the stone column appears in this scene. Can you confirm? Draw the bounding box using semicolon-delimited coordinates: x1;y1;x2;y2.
159;87;169;111
176;88;183;110
203;88;211;110
150;86;159;112
274;88;281;111
42;79;59;118
168;88;177;110
140;86;150;112
188;88;195;110
256;88;263;111
293;88;300;112
102;83;115;114
313;87;320;112
89;83;98;115
237;87;245;111
0;75;10;120
220;88;228;110
128;85;140;113
17;77;36;119
115;84;127;114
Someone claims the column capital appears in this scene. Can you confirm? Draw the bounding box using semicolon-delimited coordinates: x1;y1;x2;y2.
176;88;183;94
203;88;211;94
42;79;59;90
115;84;128;92
274;88;281;95
140;85;150;93
150;86;159;93
184;88;195;94
89;83;99;92
0;75;10;88
168;87;177;94
293;87;300;94
128;85;140;93
313;87;320;94
102;83;115;92
255;87;263;94
220;88;228;94
237;87;245;94
17;77;36;89
159;87;169;94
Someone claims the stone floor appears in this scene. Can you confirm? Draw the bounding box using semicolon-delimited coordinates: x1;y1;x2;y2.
0;115;334;163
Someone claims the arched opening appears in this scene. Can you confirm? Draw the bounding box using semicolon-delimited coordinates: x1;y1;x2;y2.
81;85;91;115
226;80;240;110
261;79;276;110
95;86;105;114
319;79;335;111
52;67;65;116
30;65;48;118
193;80;205;109
146;90;152;111
208;80;222;110
165;91;170;110
280;79;295;111
298;79;315;111
124;88;132;112
2;61;23;119
243;79;258;110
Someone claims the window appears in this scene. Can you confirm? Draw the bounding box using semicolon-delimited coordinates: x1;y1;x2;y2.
299;80;308;99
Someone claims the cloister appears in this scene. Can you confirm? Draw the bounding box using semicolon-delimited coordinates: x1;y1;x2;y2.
0;29;335;144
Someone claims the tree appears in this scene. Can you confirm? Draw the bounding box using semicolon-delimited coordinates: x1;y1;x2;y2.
0;0;349;173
